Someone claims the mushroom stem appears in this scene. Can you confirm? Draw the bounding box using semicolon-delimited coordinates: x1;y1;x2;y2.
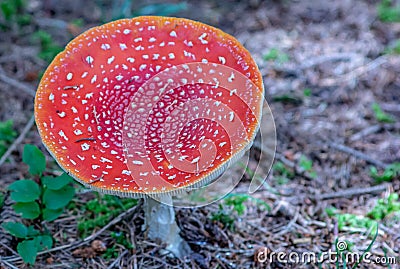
143;195;191;258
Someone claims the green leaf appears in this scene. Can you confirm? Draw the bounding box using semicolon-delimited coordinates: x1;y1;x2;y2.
42;173;72;190
2;222;28;238
371;103;396;123
299;155;313;171
370;163;400;183
35;235;53;251
13;201;40;219
325;206;338;217
378;0;400;22
0;2;16;21
22;144;46;176
17;239;38;265
8;179;40;202
42;207;63;221
303;88;312;97
263;48;289;63
43;185;74;210
26;225;40;237
0;120;17;142
0;192;5;208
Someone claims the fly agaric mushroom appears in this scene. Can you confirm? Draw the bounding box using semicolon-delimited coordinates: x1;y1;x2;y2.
35;16;264;258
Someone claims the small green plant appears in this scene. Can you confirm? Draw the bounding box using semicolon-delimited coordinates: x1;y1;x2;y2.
224;193;270;216
299;155;317;179
263;48;289;63
76;194;137;238
2;222;53;264
377;0;400;22
0;0;31;30
211;194;270;230
211;205;235;230
371;102;396;123
385;39;400;54
325;206;338;217
102;231;133;259
370;163;400;183
273;161;294;185
368;193;400;220
303;88;312;97
1;144;75;264
334;194;400;235
272;93;302;105
0;119;17;157
70;18;84;28
337;213;378;234
32;30;63;63
0;191;4;208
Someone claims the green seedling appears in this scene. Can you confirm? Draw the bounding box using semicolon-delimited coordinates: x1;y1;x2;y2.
272;93;302;105
102;231;133;259
273;161;294;185
70;18;84;28
377;0;400;22
76;194;137;238
303;88;312;97
370;163;400;183
325;206;338;217
102;245;119;260
211;194;270;230
368;193;400;220
0;119;17;157
371;103;396;123
299;155;317;179
263;48;289;63
0;0;30;30
385;39;400;55
224;193;270;216
2;144;75;264
337;213;378;235
211;204;235;230
333;194;399;236
32;30;63;63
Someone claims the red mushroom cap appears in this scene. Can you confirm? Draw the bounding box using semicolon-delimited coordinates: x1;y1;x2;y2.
34;16;264;197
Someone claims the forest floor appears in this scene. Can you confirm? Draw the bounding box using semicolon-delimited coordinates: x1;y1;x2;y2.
0;0;399;268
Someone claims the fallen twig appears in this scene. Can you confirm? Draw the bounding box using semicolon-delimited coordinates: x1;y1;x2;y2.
349;123;400;142
349;124;382;142
107;250;129;269
0;69;36;97
314;183;390;200
328;142;389;169
0;258;19;269
319;55;388;87
0;115;35;167
265;52;362;77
